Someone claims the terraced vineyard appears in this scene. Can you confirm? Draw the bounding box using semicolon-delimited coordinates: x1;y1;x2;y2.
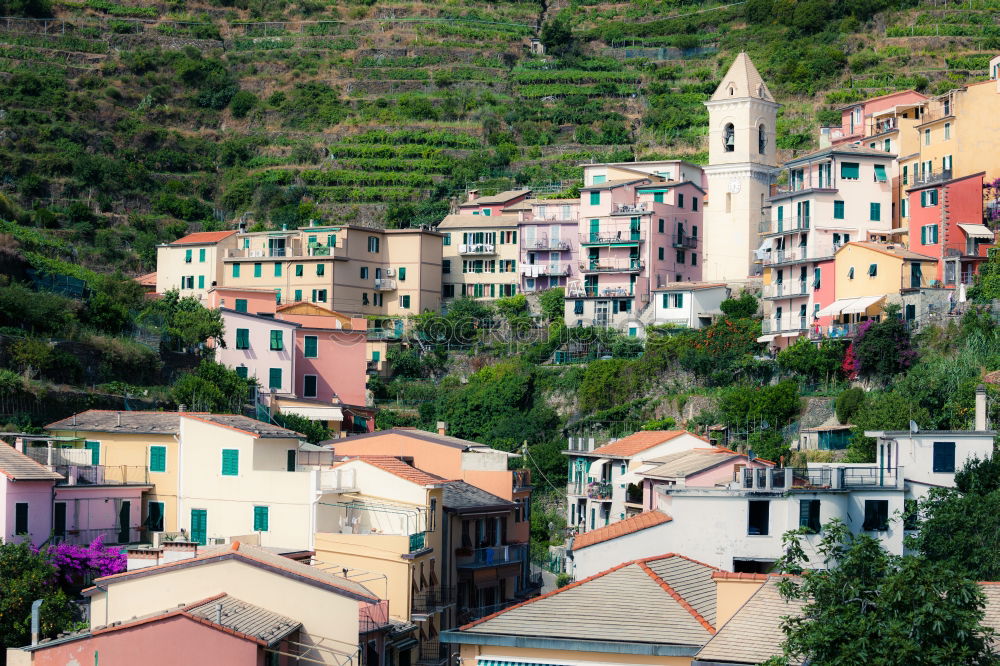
1;0;998;274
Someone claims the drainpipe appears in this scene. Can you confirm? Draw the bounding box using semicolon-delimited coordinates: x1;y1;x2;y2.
30;599;43;646
175;431;183;537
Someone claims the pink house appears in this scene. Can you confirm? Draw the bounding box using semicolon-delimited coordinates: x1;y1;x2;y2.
638;447;774;512
217;309;298;395
458;189;532;217
10;593;301;666
0;443;62;547
207;286;280;315
832;90;929;145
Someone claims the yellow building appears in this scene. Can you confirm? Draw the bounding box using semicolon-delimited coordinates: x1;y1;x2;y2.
438;214;521;303
442;553;719;666
155;230;240;301
817;241;936;337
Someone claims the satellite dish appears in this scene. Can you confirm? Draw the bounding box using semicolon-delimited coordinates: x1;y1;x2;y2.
909;420;919;434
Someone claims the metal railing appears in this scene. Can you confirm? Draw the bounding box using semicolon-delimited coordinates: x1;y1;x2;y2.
580;231;644;244
521;263;570;277
373;278;396;291
50;526;141;546
742;467;833;490
762;281;808;299
612;203;648;214
53;465;150;486
579;259;644;273
586;480;613;499
523;238;571;251
412;586;456;614
457;600;522;625
840;466;899;488
566;286;633;298
459;243;496;255
457;544;526;568
914;168;952;186
760;216;811;235
761;317;809;334
318;468;358;492
671;234;698;249
409;531;427;552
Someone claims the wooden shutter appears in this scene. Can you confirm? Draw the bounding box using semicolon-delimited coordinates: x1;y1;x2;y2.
222;449;239;476
304;336;317;357
933;442;955;473
150;446;167;473
253;506;269;532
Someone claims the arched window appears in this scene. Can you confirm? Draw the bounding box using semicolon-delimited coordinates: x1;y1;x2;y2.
723;123;735;152
759;124;767;154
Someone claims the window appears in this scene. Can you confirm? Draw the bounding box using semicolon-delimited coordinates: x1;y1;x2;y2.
840;162;860;180
483;209;491;216
442;259;451;274
14;503;28;534
672;293;684;308
235;366;248;379
944;122;951;140
362;293;369;306
268;367;282;390
295;264;303;277
868;263;878;277
372;351;380;362
253;506;269;532
748;500;769;535
921;224;939;245
862;500;889;531
657;219;664;233
360;266;369;280
920;189;939;207
692;253;697;266
150;445;167;473
590;191;600;206
235;328;250;349
884;138;890;152
933;441;956;473
401;295;411;308
813;267;821;289
399;267;407;281
901;198;908;218
678;193;685;208
873;164;887;182
303;375;317;398
232;264;241;278
654;192;664;203
197;275;205;289
723;123;735;151
942;154;952;171
574;300;584;315
848;266;855;279
147;501;164;532
368;236;380;253
758;124;767;154
675;249;685;264
275;289;281;305
902;165;908;185
692;197;698;212
924;129;931;145
443;285;455;298
799;499;821;533
658;247;664;260
833;200;844;219
199;248;206;263
221;449;239;476
184;249;192;264
274;263;282;277
304;335;318;358
317;264;325;277
269;330;283;351
443;233;451;246
869;202;881;221
253;263;262;278
291;289;301;302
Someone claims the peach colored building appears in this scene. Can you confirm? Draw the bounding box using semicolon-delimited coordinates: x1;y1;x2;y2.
155;231;239;301
438;213;522;302
457;189;532;217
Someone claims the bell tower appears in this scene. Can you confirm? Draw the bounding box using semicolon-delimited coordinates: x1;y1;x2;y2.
701;52;780;282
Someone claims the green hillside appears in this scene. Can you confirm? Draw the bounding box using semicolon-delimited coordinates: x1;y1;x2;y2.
0;0;999;276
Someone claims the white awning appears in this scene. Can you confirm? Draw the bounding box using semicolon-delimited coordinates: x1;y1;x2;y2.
756;334;777;343
959;224;994;239
279;406;344;422
841;295;885;315
754;240;772;260
815;299;853;317
589;458;610;474
781;332;802;338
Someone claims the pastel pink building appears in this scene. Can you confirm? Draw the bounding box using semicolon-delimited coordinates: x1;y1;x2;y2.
639;447;774;511
828;90;929;146
565;160;705;331
0;443;61;547
218;309;298;394
508;198;580;293
208;286;281;315
458;189;532;217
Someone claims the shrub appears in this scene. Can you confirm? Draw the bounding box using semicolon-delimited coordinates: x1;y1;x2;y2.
835;387;866;424
229;90;258;118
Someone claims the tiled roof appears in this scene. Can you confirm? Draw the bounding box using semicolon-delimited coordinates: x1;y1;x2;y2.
0;443;64;481
572;510;672;551
136;272;157;286
589;430;701;458
694;578;805;665
460;189;531;205
90;542;379;602
185;594;300;646
711;52;775;102
642;448;744;479
47;410;186;434
460;553;719;646
653;282;727;292
183;414;303;439
787;143;896;164
170;231;237;245
436;213;519;229
328;427;488;451
842;241;936;262
442;481;514;512
344;455;446;486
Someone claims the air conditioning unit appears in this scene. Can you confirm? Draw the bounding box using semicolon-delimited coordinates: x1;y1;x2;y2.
385;268;395;277
209;538;227;545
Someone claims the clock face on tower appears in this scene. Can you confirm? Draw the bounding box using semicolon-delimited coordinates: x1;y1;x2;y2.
728;179;741;194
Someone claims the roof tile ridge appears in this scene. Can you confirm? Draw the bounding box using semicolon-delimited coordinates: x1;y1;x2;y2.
233;550;380;602
458;559;637;630
637;561;716;635
636;552;722;571
178;610;270;647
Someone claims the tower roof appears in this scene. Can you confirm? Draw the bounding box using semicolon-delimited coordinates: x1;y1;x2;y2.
711;52;775;102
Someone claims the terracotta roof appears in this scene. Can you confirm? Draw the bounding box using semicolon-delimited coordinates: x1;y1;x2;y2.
572;510;672;551
837;88;926;111
327;427;491;451
711;52;775;102
460;189;531;205
0;443;64;481
840;241;935;262
343;455;446;486
641;448;745;480
170;231;237;245
47;411;302;439
136;272;157;286
589;430;702;458
459;553;719;646
436;213;519;229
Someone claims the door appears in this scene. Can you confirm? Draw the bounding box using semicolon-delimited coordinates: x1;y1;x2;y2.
191;509;207;545
268;237;285;257
84;441;100;465
287;449;297;472
595;301;610;327
910;262;923;288
118;500;131;544
54;503;66;537
589;219;600;242
630;217;640;241
588;248;600;270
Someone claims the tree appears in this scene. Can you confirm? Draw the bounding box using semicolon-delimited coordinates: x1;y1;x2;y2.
970;247;1000;304
140;290;224;352
717;380;802;432
494;294;533;333
911;454;1000;581
851;306;917;382
0;541;77;651
539;10;576;57
770;520;998;665
747;429;790;464
171;360;254;413
46;536;126;595
835;386;866;424
272;412;327;444
386;345;423;379
538;287;565;324
845;391;930;462
777;338;844;384
719;292;759;319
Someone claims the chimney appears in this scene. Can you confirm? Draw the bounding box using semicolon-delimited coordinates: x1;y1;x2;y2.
30;599;43;646
178;404;187;413
14;436;24;453
437;421;448;436
467;189;479;201
975;385;988;431
116;412;122;427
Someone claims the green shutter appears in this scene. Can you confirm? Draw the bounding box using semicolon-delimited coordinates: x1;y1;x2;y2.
920;226;927;244
232;264;241;278
236;328;249;349
317;264;325;276
85;441;100;465
931;189;938;205
813;267;821;288
270;330;283;351
150;446;167;473
833;201;844;219
654;192;663;203
235;299;248;313
869;202;880;221
190;509;207;545
840;162;860;179
874;164;887;182
295;264;303;277
868;263;877;276
304;336;318;358
253;506;269;532
198;275;205;289
236;366;248;379
932;225;939;243
294;289;302;302
221;449;239;476
199;248;206;262
185;249;192;263
590;191;600;205
401;295;411;308
253;263;262;278
269;368;282;390
398;266;407;281
274;263;282;277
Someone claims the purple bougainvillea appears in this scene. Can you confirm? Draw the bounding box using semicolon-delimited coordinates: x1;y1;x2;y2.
44;537;126;588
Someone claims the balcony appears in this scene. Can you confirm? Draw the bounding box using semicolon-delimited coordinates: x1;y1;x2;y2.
412;586;456;615
374;278;396;291
742;467;833;491
914;168;952;187
612;203;648;215
409;531;427;552
671;234;698;249
566;285;633;298
522;263;570;277
459;243;496;255
523;237;571;251
456;544;526;569
50;526;142;546
762;281;808;299
586;480;613;500
761;317;808;334
839;466;902;488
53;465;150;486
317;468;359;493
567;481;585;496
580;231;644;246
579;259;644;274
760;216;811;236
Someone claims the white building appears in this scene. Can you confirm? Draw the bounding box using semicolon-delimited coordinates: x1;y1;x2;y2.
569;388;994;577
702;52;780;282
651;282;730;328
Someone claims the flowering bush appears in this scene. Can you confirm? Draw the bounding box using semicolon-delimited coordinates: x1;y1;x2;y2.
45;537;126;590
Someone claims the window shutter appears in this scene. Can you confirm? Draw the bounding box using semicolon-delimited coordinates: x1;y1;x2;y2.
813;267;821;288
932;225;939;243
236;329;249;349
304;336;317;358
662;294;669;308
269;368;282;390
150;446;167;473
933;442;956;473
253;506;269;532
222;449;239;476
399;267;407;280
840;162;860;179
920;226;927;244
270;330;283;351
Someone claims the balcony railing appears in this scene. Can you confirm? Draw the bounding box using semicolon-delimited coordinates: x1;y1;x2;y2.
456;544;526;568
742;467;833;490
612;203;648;215
579;259;644;273
374;278;396;291
523;238;571;251
567;481;585;496
760;216;811;235
409;531;427;552
412;586;456;614
839;466;900;488
914;168;952;186
671;234;698;249
586;480;612;500
53;465;150;486
522;263;570;277
580;231;644;245
317;468;358;492
762;281;808;299
761;317;809;334
459;243;496;255
50;526;141;546
566;286;633;298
